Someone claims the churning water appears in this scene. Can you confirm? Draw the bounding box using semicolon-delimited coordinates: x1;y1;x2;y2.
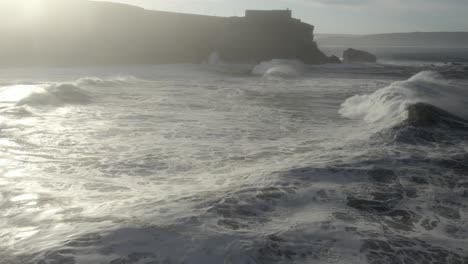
0;59;468;264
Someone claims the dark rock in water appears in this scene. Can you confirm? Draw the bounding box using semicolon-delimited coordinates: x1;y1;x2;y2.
410;176;429;185
404;103;468;128
327;55;342;64
109;258;132;264
421;218;439;231
347;198;389;212
386;102;468;144
405;188;418;198
368;168;397;184
371;192;403;202
342;48;377;63
347;192;402;212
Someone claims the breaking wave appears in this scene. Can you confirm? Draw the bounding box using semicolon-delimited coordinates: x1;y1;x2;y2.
76;76;141;87
16;83;91;106
252;59;305;78
339;71;468;126
1;76;142;109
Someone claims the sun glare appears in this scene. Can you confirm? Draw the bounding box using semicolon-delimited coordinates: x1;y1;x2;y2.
0;85;42;102
22;0;46;20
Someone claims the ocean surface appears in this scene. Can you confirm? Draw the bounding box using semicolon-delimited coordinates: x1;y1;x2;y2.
1;52;468;264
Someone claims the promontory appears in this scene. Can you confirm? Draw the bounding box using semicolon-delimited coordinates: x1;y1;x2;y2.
0;0;335;66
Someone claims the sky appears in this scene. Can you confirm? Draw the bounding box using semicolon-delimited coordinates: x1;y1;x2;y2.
102;0;468;34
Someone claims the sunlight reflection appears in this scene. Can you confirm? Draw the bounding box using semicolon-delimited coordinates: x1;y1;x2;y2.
10;193;39;202
4;170;26;178
0;85;44;103
19;0;46;21
15;227;39;240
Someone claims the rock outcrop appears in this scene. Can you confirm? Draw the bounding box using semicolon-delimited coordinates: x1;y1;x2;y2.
327;55;342;64
0;1;335;66
343;48;377;63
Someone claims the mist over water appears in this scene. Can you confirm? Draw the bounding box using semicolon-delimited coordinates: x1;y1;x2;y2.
0;54;468;264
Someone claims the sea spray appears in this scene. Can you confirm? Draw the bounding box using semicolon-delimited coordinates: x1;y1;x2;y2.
205;51;224;65
252;59;305;78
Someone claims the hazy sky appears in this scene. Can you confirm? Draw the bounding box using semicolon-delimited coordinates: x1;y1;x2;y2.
102;0;468;34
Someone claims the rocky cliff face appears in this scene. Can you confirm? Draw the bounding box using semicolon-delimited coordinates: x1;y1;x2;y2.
215;11;331;64
0;0;332;66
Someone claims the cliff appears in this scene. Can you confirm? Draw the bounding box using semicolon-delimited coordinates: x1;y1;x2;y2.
0;0;331;66
215;10;330;64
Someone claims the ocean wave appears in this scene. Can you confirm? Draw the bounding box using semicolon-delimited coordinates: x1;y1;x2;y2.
252;59;305;78
2;76;140;108
16;83;91;106
437;64;468;79
76;76;141;87
339;71;468;126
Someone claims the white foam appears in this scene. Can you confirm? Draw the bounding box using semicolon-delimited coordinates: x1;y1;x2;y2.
1;65;467;263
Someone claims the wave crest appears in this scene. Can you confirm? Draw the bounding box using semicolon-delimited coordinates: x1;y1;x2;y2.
76;76;139;87
16;83;91;106
339;71;468;126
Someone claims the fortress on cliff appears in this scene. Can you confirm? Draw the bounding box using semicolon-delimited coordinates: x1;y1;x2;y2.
214;9;327;64
244;9;314;40
245;9;293;21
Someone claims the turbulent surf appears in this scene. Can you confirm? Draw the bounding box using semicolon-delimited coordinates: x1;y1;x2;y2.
0;60;467;264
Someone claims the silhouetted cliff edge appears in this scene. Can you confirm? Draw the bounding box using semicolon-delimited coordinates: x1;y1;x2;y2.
0;0;331;66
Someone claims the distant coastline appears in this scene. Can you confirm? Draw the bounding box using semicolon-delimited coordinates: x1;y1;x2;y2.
316;32;468;48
